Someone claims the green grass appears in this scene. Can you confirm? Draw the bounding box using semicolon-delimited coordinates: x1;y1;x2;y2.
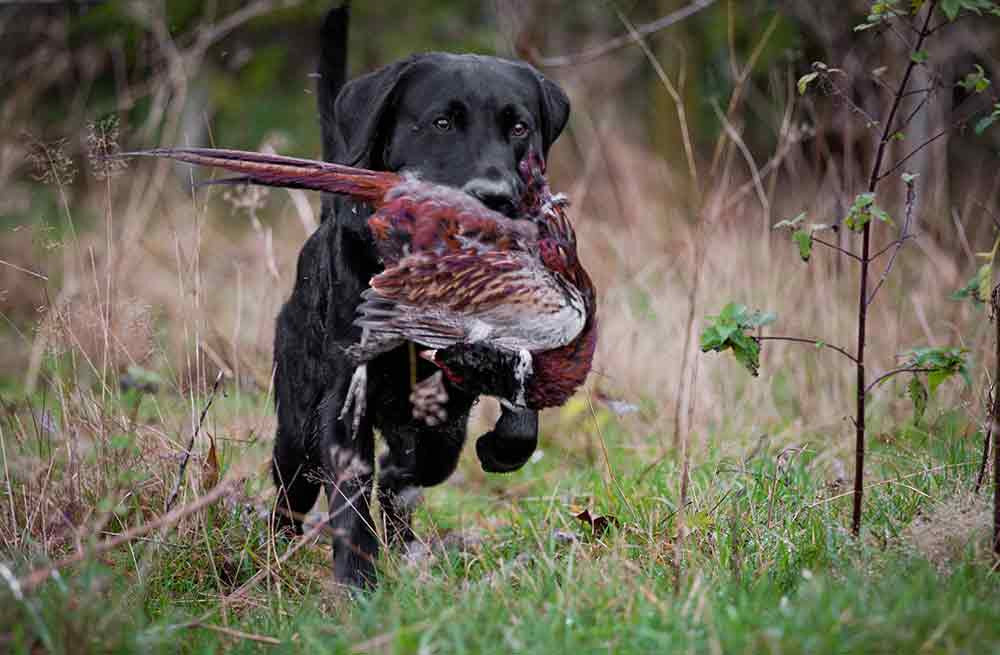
2;384;997;654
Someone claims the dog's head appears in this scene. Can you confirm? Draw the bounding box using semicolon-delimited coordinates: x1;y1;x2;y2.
319;52;569;218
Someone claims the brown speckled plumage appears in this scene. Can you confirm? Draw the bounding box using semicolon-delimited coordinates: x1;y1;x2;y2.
125;147;597;409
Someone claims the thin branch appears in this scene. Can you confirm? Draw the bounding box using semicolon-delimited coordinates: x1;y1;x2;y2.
865;367;936;394
532;0;717;68
867;178;917;306
614;7;699;191
877;128;949;181
0;258;48;281
165;371;224;512
870;234;917;260
813;237;863;262
756;336;858;363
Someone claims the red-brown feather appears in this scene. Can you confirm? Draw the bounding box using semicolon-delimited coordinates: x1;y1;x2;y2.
127;146;597;409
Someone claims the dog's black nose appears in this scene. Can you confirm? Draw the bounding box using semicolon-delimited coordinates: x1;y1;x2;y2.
463;179;518;217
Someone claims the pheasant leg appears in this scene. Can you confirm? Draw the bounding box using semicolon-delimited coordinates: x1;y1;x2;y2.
339;328;370;437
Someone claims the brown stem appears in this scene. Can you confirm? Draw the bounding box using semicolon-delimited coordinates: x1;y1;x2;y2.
864;367;936;395
852;0;937;537
165;371;224;512
813;237;863;262
992;285;1000;559
756;336;857;364
975;418;991;495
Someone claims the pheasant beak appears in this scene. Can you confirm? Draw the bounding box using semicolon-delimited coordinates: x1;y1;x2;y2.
419;349;438;363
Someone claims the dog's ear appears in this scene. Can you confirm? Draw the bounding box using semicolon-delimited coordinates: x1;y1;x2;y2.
536;73;570;155
325;58;418;168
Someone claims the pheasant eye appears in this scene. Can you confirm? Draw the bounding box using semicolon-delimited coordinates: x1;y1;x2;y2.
433;117;452;132
510;122;529;139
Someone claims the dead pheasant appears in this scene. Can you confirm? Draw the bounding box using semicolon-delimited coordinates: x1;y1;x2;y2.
124;147;597;425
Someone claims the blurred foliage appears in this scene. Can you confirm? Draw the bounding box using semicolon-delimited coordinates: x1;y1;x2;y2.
1;0;998;239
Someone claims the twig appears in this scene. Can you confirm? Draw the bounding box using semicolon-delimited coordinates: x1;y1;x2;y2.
223;487;366;605
756;336;857;363
16;474;244;593
864;367;936;394
0;258;48;281
870;234;917;260
867;177;917;306
183;622;281;645
877;128;949;181
532;0;717;68
992;285;1000;559
165;371;224;512
813;237;863;262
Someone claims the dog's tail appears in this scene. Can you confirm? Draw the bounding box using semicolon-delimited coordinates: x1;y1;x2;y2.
118;147;400;202
318;3;349;165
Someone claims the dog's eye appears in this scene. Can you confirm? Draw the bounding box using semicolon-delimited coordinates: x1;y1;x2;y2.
433;117;452;132
510;121;530;139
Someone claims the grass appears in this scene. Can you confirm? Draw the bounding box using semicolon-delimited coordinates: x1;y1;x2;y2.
2;371;998;654
3;134;997;653
4;5;1000;649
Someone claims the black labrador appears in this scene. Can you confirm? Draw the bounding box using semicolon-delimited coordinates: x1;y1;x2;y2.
270;6;570;587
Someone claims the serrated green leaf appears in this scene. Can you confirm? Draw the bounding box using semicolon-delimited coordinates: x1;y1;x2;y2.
908;376;928;424
700;303;776;377
793;229;813;262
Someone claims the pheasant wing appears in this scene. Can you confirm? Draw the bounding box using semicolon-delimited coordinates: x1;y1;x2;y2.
368;180;539;266
356;250;586;352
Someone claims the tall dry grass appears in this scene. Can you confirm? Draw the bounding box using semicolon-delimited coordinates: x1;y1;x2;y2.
0;0;994;580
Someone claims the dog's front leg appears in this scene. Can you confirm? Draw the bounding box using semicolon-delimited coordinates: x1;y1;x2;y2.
318;378;378;587
475;406;539;473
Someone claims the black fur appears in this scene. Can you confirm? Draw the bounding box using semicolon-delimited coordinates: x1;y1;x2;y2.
271;4;570;587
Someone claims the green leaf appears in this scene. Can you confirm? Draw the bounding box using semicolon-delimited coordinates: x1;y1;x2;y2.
941;0;962;19
958;65;991;94
910;50;928;64
977;262;993;304
845;192;892;231
903;346;971;396
793;230;813;262
700;303;777;377
774;212;807;230
974;104;1000;135
798;72;819;95
927;369;950;395
908;376;928;424
901;172;919;184
951;274;986;307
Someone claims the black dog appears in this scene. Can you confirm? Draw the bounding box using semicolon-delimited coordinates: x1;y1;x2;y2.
271;5;570;586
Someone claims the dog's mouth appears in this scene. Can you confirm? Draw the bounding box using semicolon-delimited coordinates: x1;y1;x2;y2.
462;178;520;218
